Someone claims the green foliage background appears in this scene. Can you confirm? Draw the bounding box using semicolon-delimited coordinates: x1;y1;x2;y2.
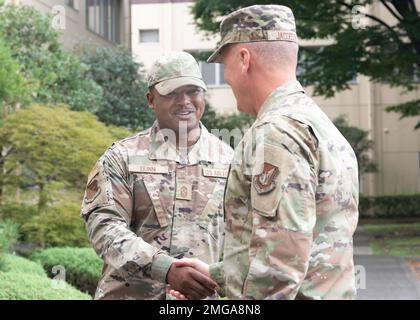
191;0;420;128
31;247;102;296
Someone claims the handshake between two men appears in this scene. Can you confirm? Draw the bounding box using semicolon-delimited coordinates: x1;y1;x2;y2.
166;258;216;300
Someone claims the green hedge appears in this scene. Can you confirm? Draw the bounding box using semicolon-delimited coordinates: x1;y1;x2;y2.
31;247;102;296
1;200;90;248
20;200;90;248
0;219;19;270
1;254;46;277
0;271;91;299
0;204;37;230
359;194;420;218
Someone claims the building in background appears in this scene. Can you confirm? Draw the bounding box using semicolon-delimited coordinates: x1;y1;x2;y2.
131;0;420;196
6;0;131;49
131;0;234;114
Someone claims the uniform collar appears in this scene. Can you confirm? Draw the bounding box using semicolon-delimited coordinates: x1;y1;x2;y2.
148;121;217;165
257;80;305;119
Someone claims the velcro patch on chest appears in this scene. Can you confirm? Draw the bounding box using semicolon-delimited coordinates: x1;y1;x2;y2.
128;164;169;174
176;182;193;201
202;168;229;178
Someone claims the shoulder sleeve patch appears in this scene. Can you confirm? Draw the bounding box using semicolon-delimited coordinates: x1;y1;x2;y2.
81;160;114;221
253;162;279;195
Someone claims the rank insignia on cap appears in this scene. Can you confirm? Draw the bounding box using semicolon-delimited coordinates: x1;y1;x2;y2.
85;177;101;203
253;162;279;194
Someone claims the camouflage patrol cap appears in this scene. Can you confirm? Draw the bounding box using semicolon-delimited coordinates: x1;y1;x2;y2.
207;5;297;63
147;51;207;95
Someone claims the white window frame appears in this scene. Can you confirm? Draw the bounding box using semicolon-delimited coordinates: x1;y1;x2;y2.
139;29;160;44
199;62;228;88
86;0;121;44
65;0;79;11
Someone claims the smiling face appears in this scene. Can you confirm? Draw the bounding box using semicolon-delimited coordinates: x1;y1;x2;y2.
147;85;205;134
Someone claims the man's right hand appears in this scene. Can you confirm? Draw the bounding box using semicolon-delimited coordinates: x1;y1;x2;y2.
166;262;217;300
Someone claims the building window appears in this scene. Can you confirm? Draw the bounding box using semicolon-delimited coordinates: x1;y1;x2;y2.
139;29;159;43
86;0;121;43
200;62;227;86
65;0;79;11
409;64;420;83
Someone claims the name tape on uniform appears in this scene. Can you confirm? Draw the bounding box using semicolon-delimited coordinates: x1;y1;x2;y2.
202;168;229;178
128;164;169;174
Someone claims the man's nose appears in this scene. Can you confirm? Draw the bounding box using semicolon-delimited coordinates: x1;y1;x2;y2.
175;92;192;106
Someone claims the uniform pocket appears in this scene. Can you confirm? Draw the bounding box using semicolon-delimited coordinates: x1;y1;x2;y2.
251;176;283;218
196;177;226;241
130;166;174;229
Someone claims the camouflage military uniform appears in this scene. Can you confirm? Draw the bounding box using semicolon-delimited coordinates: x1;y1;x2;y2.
81;122;232;299
80;51;233;300
208;5;359;300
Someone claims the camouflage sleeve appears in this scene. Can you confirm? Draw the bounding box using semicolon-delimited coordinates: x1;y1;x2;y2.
80;144;175;284
244;121;319;299
209;261;226;297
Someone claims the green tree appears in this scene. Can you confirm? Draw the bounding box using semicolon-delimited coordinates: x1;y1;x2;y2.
0;38;27;122
333;116;377;175
0;38;28;205
77;45;154;131
0;219;19;270
201;104;255;148
192;0;420;128
0;4;102;113
0;104;132;247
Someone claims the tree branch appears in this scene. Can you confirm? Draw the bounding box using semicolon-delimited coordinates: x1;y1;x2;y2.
380;0;404;21
1;146;14;158
390;0;420;58
408;0;417;12
336;0;405;42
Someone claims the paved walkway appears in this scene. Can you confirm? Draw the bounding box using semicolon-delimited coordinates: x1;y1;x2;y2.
354;226;420;300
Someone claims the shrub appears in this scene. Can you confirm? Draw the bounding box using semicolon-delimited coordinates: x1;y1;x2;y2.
0;204;37;234
31;247;102;295
77;44;153;131
1;253;46;276
0;4;102;112
201;105;255;148
0;271;91;299
0;104;131;248
334;116;377;175
0;219;19;270
22;201;89;248
359;194;420;218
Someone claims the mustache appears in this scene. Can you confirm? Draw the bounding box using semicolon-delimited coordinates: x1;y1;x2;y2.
173;107;196;114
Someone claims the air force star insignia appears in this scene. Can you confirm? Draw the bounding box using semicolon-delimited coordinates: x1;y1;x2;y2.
253;162;279;195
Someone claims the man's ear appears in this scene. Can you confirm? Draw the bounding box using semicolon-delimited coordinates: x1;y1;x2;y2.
239;47;251;75
146;91;155;109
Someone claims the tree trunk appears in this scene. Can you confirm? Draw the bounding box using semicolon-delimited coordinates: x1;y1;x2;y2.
38;183;47;248
0;146;5;206
15;162;21;203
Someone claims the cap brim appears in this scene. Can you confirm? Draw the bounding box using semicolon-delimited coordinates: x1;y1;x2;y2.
154;77;207;95
207;45;224;63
